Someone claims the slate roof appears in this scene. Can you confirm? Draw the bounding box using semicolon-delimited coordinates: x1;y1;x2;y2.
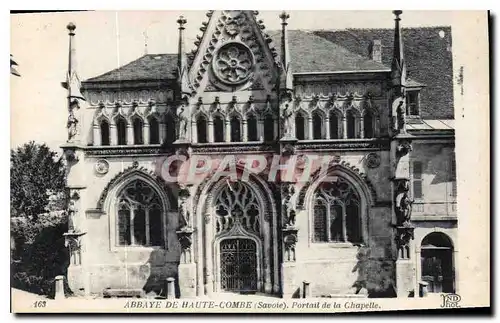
84;26;454;119
85;54;178;82
267;30;389;73
313;27;454;119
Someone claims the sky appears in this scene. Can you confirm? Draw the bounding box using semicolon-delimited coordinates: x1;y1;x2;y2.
10;10;467;152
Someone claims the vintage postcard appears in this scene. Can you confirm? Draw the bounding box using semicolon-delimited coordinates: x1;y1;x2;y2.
10;10;489;313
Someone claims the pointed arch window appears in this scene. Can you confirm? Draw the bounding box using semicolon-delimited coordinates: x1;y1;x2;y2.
264;115;274;142
116;117;127;145
230;116;241;142
364;110;375;138
312;112;323;139
100;120;110;146
196;115;208;143
247;115;258;142
346;110;357;139
165;114;176;145
116;179;165;247
133;118;144;145
295;113;306;140
149;118;160;144
329;111;339;139
214;115;225;143
313;178;362;243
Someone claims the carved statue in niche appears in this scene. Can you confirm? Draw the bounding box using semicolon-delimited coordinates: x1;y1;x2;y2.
391;96;406;134
281;103;294;138
67;99;81;142
177;102;189;140
282;183;296;228
67;192;80;232
396;140;413;158
178;198;190;229
395;180;413;226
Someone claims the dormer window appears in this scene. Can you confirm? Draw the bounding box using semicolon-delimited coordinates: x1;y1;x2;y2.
406;90;420;116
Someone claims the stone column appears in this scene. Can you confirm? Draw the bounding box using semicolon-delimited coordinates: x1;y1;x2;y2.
325;116;330;139
273;117;279;140
191;120;198;143
93;124;101;146
307;116;313;140
207;119;214;143
258;118;264;141
204;210;214;296
280;182;299;298
342;116;347;139
127;124;133;145
159;122;166;144
110;124;117;145
225;119;231;142
242;119;248;142
143;122;150;144
360;116;365;139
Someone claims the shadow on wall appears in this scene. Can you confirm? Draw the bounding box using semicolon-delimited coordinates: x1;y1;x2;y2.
142;248;181;298
351;245;396;298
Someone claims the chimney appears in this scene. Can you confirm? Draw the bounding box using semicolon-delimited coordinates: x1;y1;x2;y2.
369;39;382;63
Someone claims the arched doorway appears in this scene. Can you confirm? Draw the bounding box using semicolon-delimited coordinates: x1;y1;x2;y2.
420;232;455;293
219;238;258;292
212;181;263;294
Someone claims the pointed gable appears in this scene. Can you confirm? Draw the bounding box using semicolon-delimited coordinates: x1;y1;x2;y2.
187;10;280;94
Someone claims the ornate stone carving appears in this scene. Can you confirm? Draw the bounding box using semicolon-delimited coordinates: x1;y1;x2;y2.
281;102;294;139
282;228;298;262
396;139;413;158
64;232;85;265
176;101;189;141
67;99;82;143
281;182;296;228
213;42;254;85
222;10;246;37
394;179;413;227
365;152;381;169
87;89;172;106
178;185;191;229
176;228;194;264
94;159;109;175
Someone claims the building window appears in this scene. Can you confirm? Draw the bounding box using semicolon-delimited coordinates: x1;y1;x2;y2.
346;110;356;139
116;117;127;145
451;157;457;197
312;112;323;139
149;118;160;144
412;161;424;199
214;115;225;142
329;111;339;139
100;120;110;146
295;113;306;140
363;110;374;138
133;118;143;145
230;116;241;142
313;178;361;243
165;114;176;144
196;115;208;143
406;91;420;116
247;115;258;141
264;115;274;142
116;179;165;247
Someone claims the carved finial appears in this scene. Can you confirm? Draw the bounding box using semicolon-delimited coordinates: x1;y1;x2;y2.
393;10;403;20
67;22;76;34
177;16;187;29
279;11;290;25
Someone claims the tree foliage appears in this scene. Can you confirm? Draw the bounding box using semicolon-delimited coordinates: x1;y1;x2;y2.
11;141;66;220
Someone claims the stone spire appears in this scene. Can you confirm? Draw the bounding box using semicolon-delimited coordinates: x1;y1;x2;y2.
66;22;85;100
279;11;293;95
177;16;190;99
391;10;406;93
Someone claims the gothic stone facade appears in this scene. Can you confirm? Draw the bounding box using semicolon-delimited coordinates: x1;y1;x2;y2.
61;11;457;298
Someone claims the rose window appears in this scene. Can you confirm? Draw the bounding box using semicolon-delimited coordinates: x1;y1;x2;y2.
213;43;254;85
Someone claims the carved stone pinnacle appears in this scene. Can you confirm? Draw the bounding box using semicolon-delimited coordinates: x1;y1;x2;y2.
177;16;187;29
393;10;403;19
279;11;290;24
67;22;76;34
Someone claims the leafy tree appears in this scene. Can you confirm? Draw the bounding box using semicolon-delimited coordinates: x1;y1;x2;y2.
11;141;66;220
